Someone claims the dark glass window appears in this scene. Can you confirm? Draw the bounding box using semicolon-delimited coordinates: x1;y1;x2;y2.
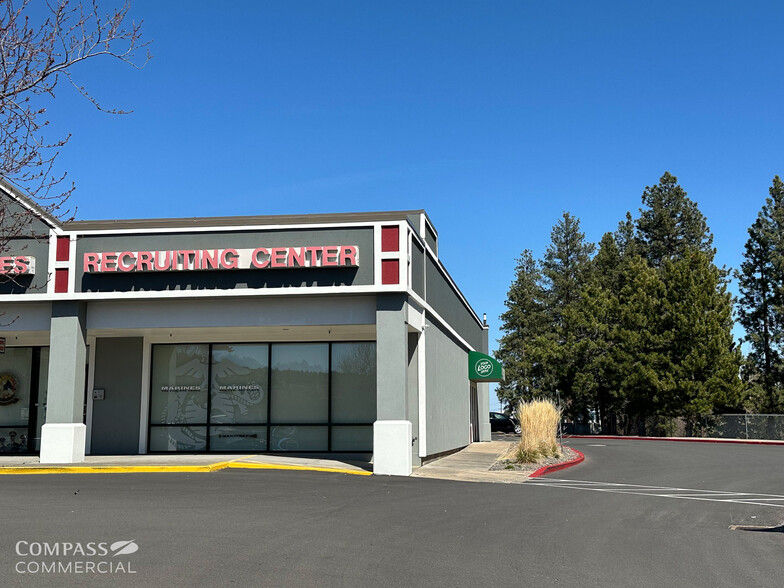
149;341;376;453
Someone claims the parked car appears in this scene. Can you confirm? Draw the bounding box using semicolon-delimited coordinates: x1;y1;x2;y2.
489;412;521;434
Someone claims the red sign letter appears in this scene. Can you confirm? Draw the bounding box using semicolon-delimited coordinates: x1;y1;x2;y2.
84;253;100;273
340;246;358;267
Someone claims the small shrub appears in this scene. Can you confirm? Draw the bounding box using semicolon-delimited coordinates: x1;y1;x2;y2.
514;399;561;463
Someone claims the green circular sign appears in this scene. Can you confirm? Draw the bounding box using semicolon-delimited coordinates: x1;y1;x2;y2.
475;358;493;377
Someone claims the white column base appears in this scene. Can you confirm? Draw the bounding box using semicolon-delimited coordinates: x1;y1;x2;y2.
373;420;412;476
40;423;87;464
480;423;492;442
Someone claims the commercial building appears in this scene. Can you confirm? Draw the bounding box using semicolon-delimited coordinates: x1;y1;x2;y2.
0;182;501;475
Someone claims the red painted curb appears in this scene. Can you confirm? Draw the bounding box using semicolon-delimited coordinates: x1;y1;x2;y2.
564;435;784;446
529;447;585;478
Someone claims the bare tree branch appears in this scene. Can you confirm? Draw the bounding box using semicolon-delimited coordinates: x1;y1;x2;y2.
0;0;151;261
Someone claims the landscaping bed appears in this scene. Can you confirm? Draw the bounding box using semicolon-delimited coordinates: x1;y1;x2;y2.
490;445;580;473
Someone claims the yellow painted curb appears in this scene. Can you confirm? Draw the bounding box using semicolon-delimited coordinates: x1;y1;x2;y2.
0;462;232;475
0;457;372;476
226;462;372;476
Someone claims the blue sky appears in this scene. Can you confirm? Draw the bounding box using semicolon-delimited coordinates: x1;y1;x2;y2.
36;1;784;409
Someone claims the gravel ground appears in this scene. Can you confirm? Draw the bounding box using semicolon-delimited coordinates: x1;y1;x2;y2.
490;445;579;472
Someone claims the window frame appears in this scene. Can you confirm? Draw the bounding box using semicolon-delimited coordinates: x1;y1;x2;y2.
148;341;376;453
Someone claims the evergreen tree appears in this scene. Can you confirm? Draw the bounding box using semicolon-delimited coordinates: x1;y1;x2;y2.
736;176;784;412
496;214;596;416
568;233;619;429
658;250;744;421
495;251;551;410
636;172;714;267
542;212;596;316
611;255;670;425
497;174;746;431
541;213;595;418
569;232;641;431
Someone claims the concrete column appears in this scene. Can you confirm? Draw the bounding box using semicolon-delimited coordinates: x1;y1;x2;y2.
373;294;412;476
479;325;492;442
40;302;87;463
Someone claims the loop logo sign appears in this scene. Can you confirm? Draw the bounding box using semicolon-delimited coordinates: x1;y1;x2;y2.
474;359;494;377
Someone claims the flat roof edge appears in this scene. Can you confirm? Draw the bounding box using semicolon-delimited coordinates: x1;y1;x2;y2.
64;210;427;231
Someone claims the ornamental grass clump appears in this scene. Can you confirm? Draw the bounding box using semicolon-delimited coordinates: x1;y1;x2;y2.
514;399;561;463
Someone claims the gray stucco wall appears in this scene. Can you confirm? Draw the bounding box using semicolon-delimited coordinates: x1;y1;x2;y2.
375;295;408;422
0;303;51;333
0;195;51;236
406;213;422;236
425;223;438;254
75;227;374;292
407;331;420;465
90;337;143;454
84;296;376;331
411;240;424;297
425;317;469;456
425;255;484;351
478;327;491;441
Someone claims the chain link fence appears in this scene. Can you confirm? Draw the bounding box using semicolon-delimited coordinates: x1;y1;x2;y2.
565;414;784;440
700;414;784;441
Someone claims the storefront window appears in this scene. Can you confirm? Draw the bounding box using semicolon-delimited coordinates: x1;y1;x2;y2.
331;426;373;452
330;342;375;451
270;344;328;424
210;344;268;424
149;426;207;452
209;425;267;451
270;425;328;452
0;348;33;453
149;345;209;451
33;348;49;451
331;342;376;423
149;341;375;453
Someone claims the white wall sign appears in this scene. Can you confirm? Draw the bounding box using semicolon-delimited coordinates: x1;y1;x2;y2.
0;256;35;276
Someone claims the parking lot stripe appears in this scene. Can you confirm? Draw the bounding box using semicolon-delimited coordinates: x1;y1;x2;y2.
526;478;784;508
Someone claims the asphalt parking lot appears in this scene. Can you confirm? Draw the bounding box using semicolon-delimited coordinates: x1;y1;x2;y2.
1;439;782;587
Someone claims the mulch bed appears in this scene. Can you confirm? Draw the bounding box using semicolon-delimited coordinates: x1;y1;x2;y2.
490;446;579;473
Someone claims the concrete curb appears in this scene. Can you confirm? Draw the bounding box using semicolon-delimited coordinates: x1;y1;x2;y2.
0;463;231;475
227;462;371;476
0;460;371;476
565;435;784;446
529;447;585;478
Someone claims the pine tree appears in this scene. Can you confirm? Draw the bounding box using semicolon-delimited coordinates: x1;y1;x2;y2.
659;250;743;421
568;233;619;430
622;172;742;424
541;213;595;418
542;212;596;316
496;214;596;416
737;176;784;412
636;172;714;267
615;212;639;258
569;232;642;431
495;251;551;410
611;255;670;426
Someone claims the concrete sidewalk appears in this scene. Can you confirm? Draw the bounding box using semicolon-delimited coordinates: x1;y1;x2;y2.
0;453;372;475
411;440;530;484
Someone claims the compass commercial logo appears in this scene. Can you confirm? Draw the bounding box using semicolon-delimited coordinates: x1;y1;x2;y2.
14;540;139;575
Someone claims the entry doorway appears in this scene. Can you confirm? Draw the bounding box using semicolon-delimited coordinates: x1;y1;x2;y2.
0;346;49;454
469;382;479;442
